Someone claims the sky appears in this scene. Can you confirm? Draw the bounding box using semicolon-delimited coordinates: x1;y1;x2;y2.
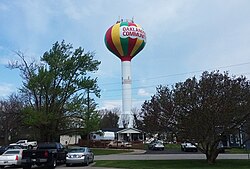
0;0;250;111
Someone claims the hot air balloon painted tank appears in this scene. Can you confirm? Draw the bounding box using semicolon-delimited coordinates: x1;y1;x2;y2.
105;21;146;61
105;20;146;128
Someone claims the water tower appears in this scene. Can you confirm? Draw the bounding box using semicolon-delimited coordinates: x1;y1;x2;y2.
104;19;146;128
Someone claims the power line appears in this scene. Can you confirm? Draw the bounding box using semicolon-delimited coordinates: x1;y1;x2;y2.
97;63;250;108
101;72;250;93
99;61;250;87
100;71;250;98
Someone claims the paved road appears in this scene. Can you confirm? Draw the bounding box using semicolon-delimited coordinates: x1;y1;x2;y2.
95;153;250;160
94;149;250;160
3;150;249;169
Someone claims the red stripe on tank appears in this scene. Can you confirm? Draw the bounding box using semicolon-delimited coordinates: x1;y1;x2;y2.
120;56;132;61
127;22;137;58
105;26;121;58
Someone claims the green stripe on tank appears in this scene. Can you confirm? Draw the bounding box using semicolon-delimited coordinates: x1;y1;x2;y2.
133;41;145;57
120;22;129;57
104;36;111;51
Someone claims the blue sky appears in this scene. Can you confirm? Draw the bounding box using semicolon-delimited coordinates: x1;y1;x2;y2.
0;0;250;110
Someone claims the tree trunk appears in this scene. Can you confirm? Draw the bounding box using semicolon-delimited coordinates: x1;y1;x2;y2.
4;128;9;145
206;150;219;164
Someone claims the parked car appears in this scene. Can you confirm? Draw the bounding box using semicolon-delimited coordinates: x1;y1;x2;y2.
66;147;94;167
181;142;198;152
0;149;24;168
148;140;165;151
9;140;37;149
217;141;226;153
144;138;155;144
21;142;67;169
107;141;132;148
0;145;24;155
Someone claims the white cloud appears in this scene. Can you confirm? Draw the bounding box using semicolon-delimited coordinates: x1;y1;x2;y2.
132;99;146;109
61;0;104;21
0;58;10;65
98;100;122;110
137;88;151;97
0;83;15;98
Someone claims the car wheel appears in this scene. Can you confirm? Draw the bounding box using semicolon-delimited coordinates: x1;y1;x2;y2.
84;158;89;166
23;165;32;169
49;158;57;169
66;163;71;167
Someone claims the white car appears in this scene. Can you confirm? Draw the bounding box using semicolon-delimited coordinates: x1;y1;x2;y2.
9;140;37;149
107;141;132;148
66;147;94;166
0;149;23;168
181;142;198;152
148;140;165;151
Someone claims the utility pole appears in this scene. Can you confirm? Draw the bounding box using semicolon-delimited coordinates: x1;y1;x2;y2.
86;87;90;146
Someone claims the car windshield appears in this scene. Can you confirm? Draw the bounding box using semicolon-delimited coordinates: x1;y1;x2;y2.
38;143;56;149
10;145;22;149
0;146;7;149
68;148;86;153
5;151;20;154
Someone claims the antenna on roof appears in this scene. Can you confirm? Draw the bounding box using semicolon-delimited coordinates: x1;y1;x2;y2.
116;16;121;23
132;17;134;23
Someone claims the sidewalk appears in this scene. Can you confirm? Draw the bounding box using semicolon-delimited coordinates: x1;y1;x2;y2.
88;149;146;169
121;149;146;155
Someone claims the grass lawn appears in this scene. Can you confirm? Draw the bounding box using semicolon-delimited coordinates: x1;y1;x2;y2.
165;143;180;149
225;148;250;154
94;160;250;169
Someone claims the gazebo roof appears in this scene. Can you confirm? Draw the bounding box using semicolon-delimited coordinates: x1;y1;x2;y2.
117;128;143;134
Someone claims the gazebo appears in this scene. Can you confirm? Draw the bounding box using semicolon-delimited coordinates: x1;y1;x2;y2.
116;128;144;142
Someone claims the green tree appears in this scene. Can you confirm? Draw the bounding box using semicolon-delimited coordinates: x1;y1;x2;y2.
140;85;176;138
0;94;24;144
99;108;119;129
173;71;250;164
132;107;143;129
8;41;101;141
81;89;101;141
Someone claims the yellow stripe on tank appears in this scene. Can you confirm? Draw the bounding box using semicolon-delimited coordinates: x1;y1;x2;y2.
131;24;143;56
131;38;143;56
111;23;124;56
